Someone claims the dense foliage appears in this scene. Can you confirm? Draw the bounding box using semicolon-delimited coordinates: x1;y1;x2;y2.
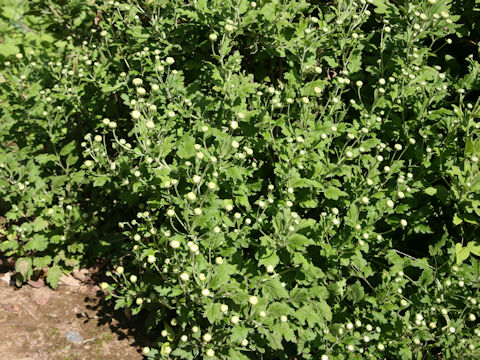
1;0;480;359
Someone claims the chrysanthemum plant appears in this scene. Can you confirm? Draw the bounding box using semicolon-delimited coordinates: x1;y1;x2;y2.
1;0;480;359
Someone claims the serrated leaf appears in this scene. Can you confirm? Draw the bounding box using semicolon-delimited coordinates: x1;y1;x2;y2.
286;233;313;250
176;136;196;159
46;265;62;289
33;256;52;268
323;186;348;200
231;325;249;343
32;217;49;232
24;235;48;251
258;251;280;269
467;241;480;256
262;278;289;299
204;301;221;324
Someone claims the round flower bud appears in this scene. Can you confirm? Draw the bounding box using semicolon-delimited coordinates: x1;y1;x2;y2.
187;192;197;202
132;78;143;87
100;282;109;290
241;339;249;346
136;298;143;305
231;315;240;324
259;311;266;318
180;272;189;281
170;240;181;249
116;266;124;274
165;57;175;65
190;243;199;252
206;349;215;357
142;347;150;355
232;140;240;148
147;255;156;263
131;110;141;119
207;182;216;190
203;333;212;342
202;288;211;297
280;315;288;323
230;120;238;129
249;296;259;305
220;304;229;312
129;275;137;283
209;33;218;41
225;24;234;32
192;175;201;183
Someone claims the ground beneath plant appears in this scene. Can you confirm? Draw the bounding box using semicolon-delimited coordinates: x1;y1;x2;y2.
0;271;143;360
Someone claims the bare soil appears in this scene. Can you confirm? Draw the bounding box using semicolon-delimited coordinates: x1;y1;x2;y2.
0;272;143;360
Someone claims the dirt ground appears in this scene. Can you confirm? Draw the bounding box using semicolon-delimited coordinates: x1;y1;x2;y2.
0;271;143;360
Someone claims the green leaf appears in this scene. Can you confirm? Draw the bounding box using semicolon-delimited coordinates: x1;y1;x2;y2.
316;299;332;321
60;141;76;156
32;217;49;232
204;301;221;324
231;325;249;343
262;278;289;299
15;257;33;279
258;251;280;269
228;349;250;360
33;256;52;268
399;346;413;360
424;187;437;196
296;305;324;327
93;176;109;187
176;136;196;159
347;280;364;304
417;268;434;287
323;186;348;200
467;241;480;256
286;234;313;250
24;235;48;251
456;243;470;265
46;265;62;289
263;329;283;350
453;213;462;226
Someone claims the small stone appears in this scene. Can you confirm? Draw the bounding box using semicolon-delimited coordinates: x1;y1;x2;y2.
66;330;83;344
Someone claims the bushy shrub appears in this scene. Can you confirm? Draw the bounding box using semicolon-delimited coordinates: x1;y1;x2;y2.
1;0;480;359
